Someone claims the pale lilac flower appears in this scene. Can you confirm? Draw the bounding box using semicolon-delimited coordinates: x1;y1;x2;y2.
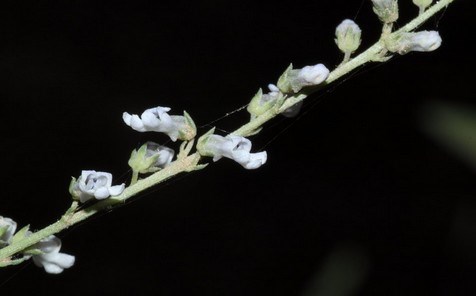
0;216;17;247
72;170;125;203
198;134;267;169
32;235;75;274
123;107;196;141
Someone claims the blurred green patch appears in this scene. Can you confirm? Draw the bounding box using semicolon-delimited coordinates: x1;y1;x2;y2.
421;101;476;169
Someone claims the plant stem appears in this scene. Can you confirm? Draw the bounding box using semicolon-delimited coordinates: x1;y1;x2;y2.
0;153;200;261
131;170;139;185
0;0;457;264
233;0;455;137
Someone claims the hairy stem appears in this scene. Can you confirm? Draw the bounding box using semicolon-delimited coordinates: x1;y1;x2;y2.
0;0;456;264
234;0;454;137
0;153;200;261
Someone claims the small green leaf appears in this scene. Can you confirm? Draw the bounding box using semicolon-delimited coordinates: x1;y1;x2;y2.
196;127;216;157
277;63;293;93
11;224;30;244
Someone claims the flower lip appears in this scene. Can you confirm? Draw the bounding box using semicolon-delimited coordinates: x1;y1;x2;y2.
32;235;75;274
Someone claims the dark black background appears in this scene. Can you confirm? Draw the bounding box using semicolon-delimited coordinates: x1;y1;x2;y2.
1;0;475;295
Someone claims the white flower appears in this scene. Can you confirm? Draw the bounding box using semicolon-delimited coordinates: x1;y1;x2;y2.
145;142;175;169
32;235;75;274
198;133;267;169
123;107;196;141
389;31;442;54
335;19;362;55
72;170;125;203
277;63;330;93
297;64;330;87
0;216;17;247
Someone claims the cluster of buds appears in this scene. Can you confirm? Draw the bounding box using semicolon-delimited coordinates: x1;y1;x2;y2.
369;0;441;55
247;63;329;119
1;216;75;274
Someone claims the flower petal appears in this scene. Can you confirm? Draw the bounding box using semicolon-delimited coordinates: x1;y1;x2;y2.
108;184;125;196
130;114;146;131
243;151;267;169
51;253;75;269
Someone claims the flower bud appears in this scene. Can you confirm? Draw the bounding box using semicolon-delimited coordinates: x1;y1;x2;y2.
412;0;432;12
247;88;283;118
386;31;442;54
129;142;174;174
277;63;329;94
335;19;362;56
371;0;399;24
